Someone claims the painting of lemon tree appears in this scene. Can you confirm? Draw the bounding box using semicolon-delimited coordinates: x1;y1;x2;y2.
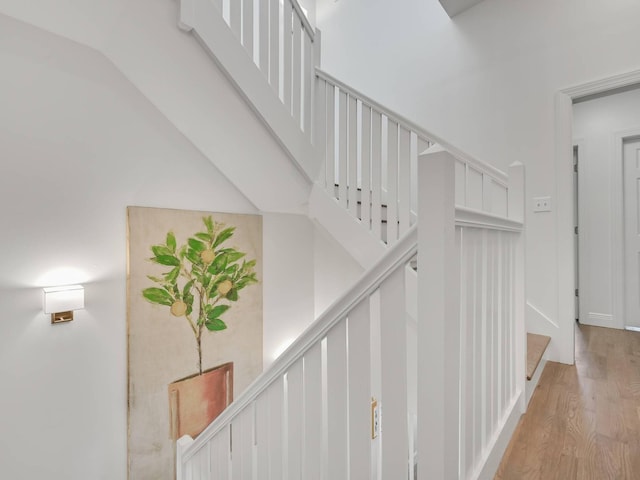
127;207;262;479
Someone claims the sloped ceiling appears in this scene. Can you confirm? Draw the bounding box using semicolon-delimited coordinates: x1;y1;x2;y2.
439;0;485;17
0;0;312;214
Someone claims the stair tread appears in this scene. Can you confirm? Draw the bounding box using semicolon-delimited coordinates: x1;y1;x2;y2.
526;333;551;380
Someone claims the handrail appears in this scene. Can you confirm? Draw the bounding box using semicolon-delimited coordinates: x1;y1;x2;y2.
180;223;418;460
290;0;315;41
316;68;508;185
455;206;523;232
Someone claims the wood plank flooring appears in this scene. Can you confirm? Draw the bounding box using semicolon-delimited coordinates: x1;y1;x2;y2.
495;324;640;480
527;333;551;380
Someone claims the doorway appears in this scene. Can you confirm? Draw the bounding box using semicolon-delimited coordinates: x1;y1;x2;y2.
624;138;640;329
555;72;640;364
571;86;640;332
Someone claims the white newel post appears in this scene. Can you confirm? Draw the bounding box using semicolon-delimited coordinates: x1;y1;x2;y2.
508;162;527;411
176;435;194;480
417;145;460;479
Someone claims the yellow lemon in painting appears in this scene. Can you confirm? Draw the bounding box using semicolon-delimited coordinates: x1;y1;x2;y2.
217;280;233;296
200;249;215;263
170;300;187;316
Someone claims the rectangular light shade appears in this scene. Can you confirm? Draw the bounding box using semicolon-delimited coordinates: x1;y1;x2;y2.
43;285;85;314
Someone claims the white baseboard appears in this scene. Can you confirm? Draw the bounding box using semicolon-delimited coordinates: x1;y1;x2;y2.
581;312;615;328
473;390;524;480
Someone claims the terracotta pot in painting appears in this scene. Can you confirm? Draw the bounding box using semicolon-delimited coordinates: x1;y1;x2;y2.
168;362;233;440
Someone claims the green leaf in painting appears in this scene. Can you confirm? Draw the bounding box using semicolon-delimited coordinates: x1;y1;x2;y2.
142;288;174;306
205;318;227;331
225;264;239;276
225;251;245;263
227;289;238;302
166;231;177;253
184;292;194;307
188;238;206;252
211;253;227;274
185;249;201;265
195;232;212;243
146;275;164;284
182;280;194;297
203;216;214;234
207;304;231;320
152;245;173;257
178;245;187;259
155;255;181;266
165;266;180;283
213;227;235;248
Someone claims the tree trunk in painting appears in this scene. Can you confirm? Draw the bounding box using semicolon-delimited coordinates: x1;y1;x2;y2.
168;362;233;440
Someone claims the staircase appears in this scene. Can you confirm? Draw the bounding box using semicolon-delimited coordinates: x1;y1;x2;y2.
174;1;529;478
525;333;551;404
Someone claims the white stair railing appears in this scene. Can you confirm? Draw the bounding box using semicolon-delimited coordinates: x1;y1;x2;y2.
419;147;526;479
220;0;314;135
176;146;526;480
177;224;418;480
179;0;318;179
315;69;433;246
176;3;527;476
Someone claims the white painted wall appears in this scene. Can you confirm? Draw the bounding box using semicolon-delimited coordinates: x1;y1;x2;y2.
317;0;640;363
573;86;640;329
0;0;313;214
263;213;316;367
313;225;364;317
0;16;315;479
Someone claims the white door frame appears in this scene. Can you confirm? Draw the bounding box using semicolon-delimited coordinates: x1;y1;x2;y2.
614;130;640;329
556;69;640;362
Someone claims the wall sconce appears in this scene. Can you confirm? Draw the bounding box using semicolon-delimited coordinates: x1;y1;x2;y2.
43;285;85;324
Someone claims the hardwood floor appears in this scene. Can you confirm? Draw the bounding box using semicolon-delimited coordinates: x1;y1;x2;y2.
495;324;640;480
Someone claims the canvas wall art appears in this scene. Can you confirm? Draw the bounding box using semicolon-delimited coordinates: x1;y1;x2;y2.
127;206;262;479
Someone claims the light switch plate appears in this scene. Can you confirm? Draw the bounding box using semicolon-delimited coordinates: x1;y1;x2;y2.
533;196;552;212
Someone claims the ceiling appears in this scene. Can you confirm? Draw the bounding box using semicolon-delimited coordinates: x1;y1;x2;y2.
438;0;485;17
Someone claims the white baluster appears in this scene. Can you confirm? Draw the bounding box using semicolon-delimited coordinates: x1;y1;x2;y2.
230;0;241;38
360;105;372;231
324;84;335;195
258;0;269;76
282;0;293;111
348;95;358;218
380;266;408;478
292;15;302;128
326;321;348;479
303;34;313;136
242;0;253;59
286;360;304;480
398;126;411;236
347;298;372;478
338;91;348;209
303;343;323;480
269;0;279;93
386;119;399;245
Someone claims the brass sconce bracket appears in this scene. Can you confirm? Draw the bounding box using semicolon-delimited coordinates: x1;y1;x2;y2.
51;311;74;324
